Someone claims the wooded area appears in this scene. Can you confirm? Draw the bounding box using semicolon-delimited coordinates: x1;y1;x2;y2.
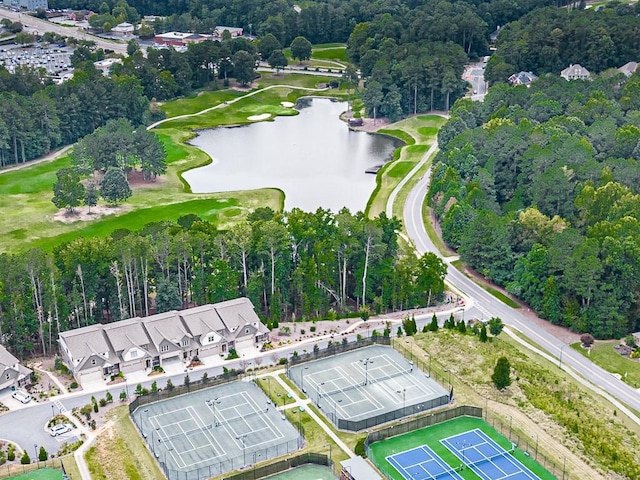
0;209;447;358
485;5;640;83
430;72;640;338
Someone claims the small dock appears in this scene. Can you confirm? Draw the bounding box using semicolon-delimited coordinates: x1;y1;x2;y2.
365;164;384;174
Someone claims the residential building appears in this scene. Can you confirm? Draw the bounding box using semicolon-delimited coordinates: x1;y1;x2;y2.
618;61;638;77
0;345;32;392
153;31;211;46
58;297;269;385
508;71;538;86
214;26;243;38
2;0;48;11
93;57;121;75
561;64;590;81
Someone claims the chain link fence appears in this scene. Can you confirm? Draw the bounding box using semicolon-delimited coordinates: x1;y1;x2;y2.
221;452;331;480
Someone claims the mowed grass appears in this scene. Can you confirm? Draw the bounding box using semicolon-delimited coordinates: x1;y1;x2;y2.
311;46;347;62
367;115;446;219
3;468;63;480
368;416;557;480
85;406;164;480
571;340;640;388
157;89;244;118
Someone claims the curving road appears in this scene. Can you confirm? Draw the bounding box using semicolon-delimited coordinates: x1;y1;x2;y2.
403;151;640;420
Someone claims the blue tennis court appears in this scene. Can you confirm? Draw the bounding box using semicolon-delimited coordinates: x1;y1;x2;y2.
441;429;540;480
386;445;463;480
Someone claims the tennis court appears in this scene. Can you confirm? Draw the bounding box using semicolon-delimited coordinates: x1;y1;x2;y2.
131;381;302;479
442;429;540;480
288;345;449;430
387;445;463;480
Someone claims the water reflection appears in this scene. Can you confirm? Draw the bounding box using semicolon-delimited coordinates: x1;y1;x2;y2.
183;97;402;212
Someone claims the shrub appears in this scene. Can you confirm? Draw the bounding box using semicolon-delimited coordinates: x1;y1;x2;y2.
99;398;107;407
38;446;48;461
581;333;595;348
624;335;637;349
166;379;175;391
0;450;6;465
202;372;209;384
479;324;488;343
226;349;240;360
20;450;30;464
310;326;316;332
354;438;365;456
105;391;113;403
278;357;288;365
93;402;99;413
492;356;512;390
119;390;127;401
69;381;78;390
7;444;15;462
80;404;92;420
300;329;306;335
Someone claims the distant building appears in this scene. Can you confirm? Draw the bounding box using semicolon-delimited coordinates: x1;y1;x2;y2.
561;64;590;81
618;61;638;77
2;0;48;11
508;71;538;86
93;57;121;75
0;344;32;393
490;26;501;44
213;26;243;38
153;31;211;46
111;22;134;36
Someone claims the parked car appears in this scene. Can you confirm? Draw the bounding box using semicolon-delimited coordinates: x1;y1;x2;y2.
11;390;31;404
50;424;72;437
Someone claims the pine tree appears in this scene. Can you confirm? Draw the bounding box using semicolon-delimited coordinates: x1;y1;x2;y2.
492;356;512;390
479;324;488;342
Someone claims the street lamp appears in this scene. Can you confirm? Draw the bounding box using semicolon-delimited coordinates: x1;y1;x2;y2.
443;369;451;390
207;397;221;426
51;403;55;418
236;434;247;466
34;443;38;462
142;408;149;438
405;340;413;362
559;344;567;369
396;388;406;417
333;398;343;425
361;358;374;385
424;353;432;377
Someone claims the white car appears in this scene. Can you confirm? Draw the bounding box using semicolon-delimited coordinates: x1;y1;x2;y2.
50;424;72;437
11;390;31;404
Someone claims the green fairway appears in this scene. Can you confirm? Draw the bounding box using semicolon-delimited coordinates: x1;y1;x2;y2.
5;468;64;480
571;340;640;388
368;416;557;480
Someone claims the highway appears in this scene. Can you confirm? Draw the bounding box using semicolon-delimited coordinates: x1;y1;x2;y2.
403;156;640;418
0;7;131;55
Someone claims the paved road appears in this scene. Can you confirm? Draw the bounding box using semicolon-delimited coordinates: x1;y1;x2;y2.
403;162;640;418
463;62;488;101
0;7;131;55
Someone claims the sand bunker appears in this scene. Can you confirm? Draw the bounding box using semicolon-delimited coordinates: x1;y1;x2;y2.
281;101;295;108
247;113;271;121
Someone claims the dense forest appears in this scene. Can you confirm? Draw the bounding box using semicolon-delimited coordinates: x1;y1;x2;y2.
429;72;640;338
486;4;640;83
49;0;563;46
0;209;447;358
0;63;151;166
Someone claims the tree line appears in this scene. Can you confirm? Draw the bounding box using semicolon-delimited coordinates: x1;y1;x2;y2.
0;208;447;359
429;71;640;338
0;62;152;167
485;4;640;83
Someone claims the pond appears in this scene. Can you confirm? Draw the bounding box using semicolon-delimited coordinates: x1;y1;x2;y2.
183;97;403;213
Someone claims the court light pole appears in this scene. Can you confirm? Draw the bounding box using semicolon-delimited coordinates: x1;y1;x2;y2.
236;434;247;466
396;388;406;416
142;408;149;438
301;366;308;392
318;382;325;407
207;397;221;426
361;357;374;385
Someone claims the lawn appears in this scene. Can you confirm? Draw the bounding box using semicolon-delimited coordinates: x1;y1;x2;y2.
3;468;63;480
85;406;164;480
571;340;640;388
368;416;557;480
367;115;445;219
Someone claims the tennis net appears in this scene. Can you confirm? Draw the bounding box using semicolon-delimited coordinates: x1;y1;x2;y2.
215;407;269;426
319;367;410;397
464;450;513;470
425;467;462;479
158;424;212;443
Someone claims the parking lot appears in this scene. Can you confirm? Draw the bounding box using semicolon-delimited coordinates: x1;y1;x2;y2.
0;44;73;76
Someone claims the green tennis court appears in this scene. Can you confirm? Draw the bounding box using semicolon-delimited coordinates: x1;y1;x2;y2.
368;416;557;480
5;468;64;480
262;464;338;479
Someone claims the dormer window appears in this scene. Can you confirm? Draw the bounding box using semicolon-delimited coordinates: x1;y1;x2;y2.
161;344;170;353
208;335;215;342
182;339;189;347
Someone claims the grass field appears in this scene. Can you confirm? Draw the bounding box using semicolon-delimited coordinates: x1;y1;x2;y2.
368;416;556;480
571;340;640;388
85;406;164;480
367;114;446;219
4;469;63;480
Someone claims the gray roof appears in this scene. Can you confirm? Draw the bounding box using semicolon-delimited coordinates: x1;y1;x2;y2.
215;298;269;339
619;61;638;77
509;71;538;85
561;64;590;78
102;318;151;353
140;311;192;348
0;344;19;368
180;305;226;337
59;324;112;359
341;457;383;480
